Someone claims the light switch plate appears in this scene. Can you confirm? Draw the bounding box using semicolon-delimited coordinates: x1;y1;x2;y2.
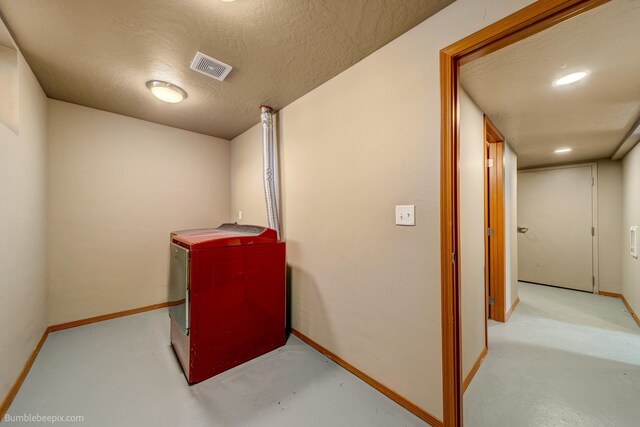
396;205;415;226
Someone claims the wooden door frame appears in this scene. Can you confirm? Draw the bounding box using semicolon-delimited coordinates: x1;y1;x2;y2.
439;1;610;426
484;116;506;323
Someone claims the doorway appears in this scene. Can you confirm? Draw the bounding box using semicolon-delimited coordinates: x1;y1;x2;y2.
518;164;598;293
439;1;621;426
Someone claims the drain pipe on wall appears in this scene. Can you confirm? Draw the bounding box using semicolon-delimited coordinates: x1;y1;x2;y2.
260;105;282;240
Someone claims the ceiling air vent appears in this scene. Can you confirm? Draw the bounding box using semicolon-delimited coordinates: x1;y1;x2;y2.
190;52;232;81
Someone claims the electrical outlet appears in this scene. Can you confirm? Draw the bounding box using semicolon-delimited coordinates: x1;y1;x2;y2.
396;205;415;226
238;210;243;221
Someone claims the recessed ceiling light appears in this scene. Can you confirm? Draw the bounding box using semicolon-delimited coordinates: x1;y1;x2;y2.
146;80;187;103
552;70;590;87
555;148;572;154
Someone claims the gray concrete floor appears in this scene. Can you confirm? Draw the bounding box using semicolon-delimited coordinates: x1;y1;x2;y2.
5;308;428;427
464;282;640;427
9;282;637;427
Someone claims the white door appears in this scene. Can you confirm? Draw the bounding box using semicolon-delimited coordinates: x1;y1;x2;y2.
517;165;594;292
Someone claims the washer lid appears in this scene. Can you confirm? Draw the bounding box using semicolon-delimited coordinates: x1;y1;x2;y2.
171;223;278;248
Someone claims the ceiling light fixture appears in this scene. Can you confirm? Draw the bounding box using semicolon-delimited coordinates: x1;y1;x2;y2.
554;148;572;154
146;80;187;103
552;70;590;87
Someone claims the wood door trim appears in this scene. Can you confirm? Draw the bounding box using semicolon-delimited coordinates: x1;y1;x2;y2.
440;46;462;427
439;1;610;425
484;116;504;143
483;134;489;349
291;329;443;427
441;0;609;65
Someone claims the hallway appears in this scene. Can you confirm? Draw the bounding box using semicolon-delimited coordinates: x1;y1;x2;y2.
464;282;640;427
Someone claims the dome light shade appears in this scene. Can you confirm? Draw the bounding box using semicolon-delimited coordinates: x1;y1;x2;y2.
553;71;590;86
146;80;187;103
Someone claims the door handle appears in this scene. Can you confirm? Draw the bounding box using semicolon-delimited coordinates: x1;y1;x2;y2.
517;226;529;233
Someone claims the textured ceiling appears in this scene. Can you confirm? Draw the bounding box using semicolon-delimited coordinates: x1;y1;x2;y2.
461;0;640;169
0;17;12;48
0;0;454;140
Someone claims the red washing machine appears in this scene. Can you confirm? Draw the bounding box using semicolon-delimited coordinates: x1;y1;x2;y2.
168;224;285;384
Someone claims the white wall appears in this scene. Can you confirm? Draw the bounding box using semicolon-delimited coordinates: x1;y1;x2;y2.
0;48;48;404
230;0;535;419
597;159;623;293
0;46;18;133
230;122;269;226
47;100;230;325
459;90;486;377
458;89;518;383
622;144;640;315
504;144;518;314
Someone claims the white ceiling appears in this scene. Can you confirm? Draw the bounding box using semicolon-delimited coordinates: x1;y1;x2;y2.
461;0;640;169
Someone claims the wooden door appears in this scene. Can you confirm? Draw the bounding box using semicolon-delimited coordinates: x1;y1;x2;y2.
485;117;505;322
